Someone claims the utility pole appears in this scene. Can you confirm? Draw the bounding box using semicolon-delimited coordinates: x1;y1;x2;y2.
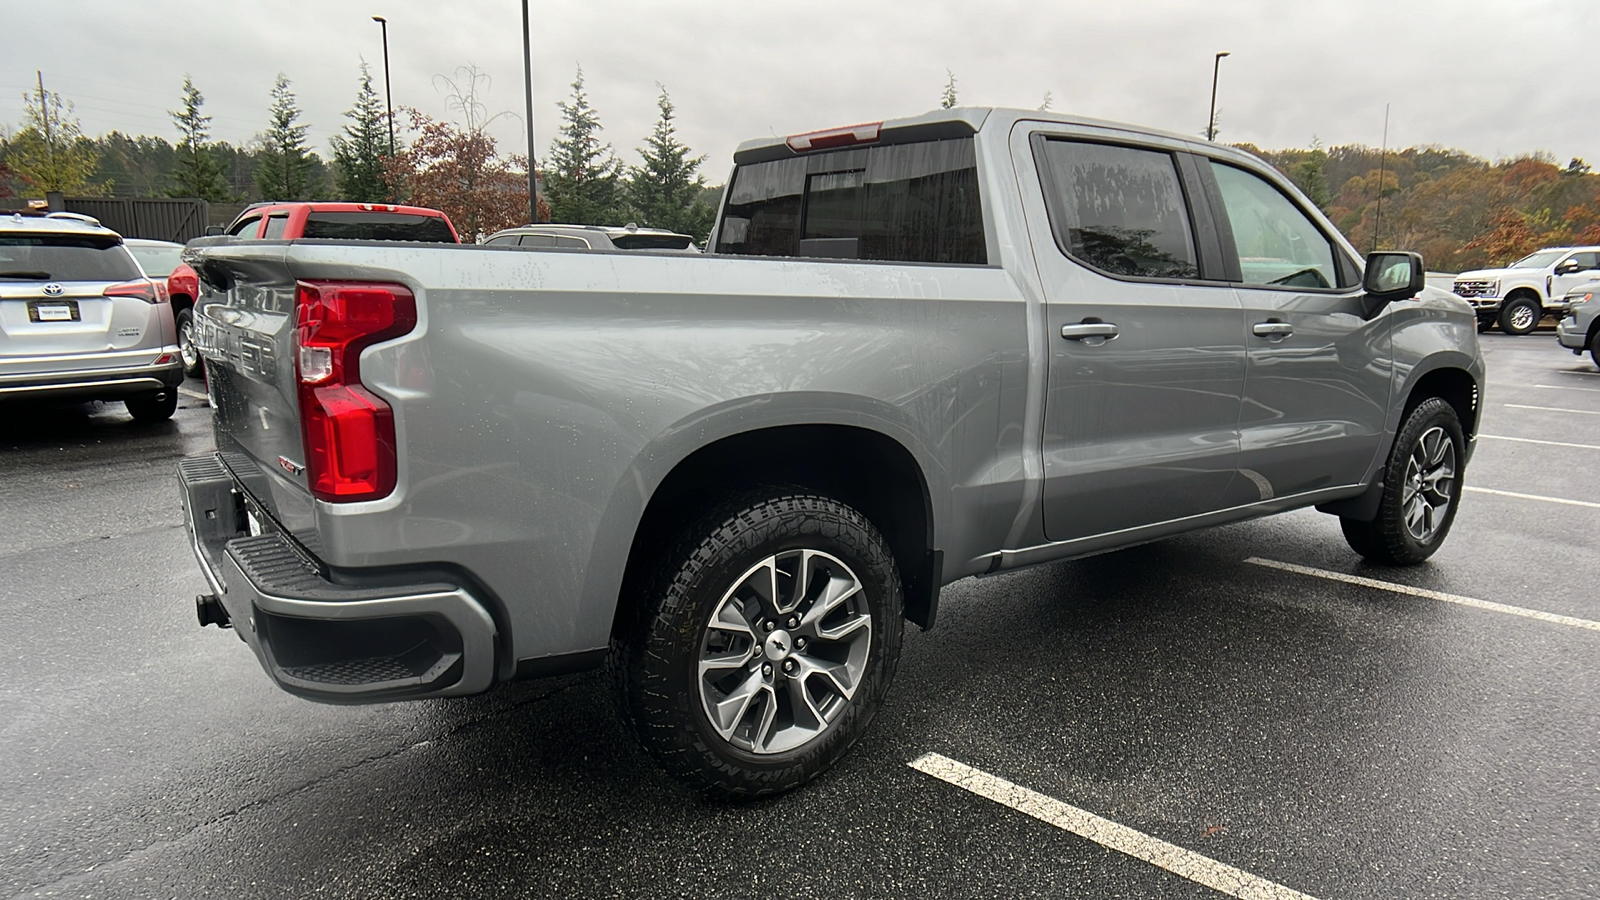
372;16;395;158
521;0;539;224
1206;52;1230;142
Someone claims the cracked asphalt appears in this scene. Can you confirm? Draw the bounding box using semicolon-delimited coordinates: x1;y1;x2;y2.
2;332;1598;899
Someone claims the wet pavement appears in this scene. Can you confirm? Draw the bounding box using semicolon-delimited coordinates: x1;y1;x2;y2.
2;333;1598;899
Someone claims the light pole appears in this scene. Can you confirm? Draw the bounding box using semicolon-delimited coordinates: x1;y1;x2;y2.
372;16;395;158
521;0;538;224
1206;51;1230;142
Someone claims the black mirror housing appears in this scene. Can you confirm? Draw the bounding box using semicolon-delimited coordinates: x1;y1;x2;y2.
204;225;224;237
1363;251;1425;303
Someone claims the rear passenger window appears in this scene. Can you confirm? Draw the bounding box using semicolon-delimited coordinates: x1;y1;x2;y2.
1208;161;1346;289
716;137;986;264
1036;139;1199;280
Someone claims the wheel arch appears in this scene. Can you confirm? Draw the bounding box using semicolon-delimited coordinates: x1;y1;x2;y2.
608;417;942;642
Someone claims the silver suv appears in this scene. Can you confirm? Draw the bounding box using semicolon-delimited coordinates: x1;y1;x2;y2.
0;211;183;421
483;222;699;252
1557;281;1600;368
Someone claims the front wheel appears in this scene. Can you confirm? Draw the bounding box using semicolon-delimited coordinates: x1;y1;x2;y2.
615;490;904;797
1340;397;1465;565
1590;328;1600;371
1498;297;1541;335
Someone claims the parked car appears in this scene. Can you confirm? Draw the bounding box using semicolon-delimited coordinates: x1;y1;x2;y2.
215;202;461;243
125;238;203;376
178;107;1484;797
1452;246;1600;334
1556;281;1600;368
483;223;698;252
0;211;182;420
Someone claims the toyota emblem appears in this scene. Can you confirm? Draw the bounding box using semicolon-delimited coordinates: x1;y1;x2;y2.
42;283;63;296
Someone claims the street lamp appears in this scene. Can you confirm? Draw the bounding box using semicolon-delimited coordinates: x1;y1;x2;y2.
372;15;395;158
1206;51;1230;142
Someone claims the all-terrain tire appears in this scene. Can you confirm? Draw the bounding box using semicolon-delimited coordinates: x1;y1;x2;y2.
1340;397;1465;565
613;489;903;798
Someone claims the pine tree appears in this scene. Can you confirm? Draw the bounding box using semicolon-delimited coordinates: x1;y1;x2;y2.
7;76;102;194
167;76;230;200
331;64;390;202
541;66;625;225
254;73;320;200
627;86;713;242
940;70;958;109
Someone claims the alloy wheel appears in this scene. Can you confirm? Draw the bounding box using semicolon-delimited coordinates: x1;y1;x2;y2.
1401;425;1456;543
697;549;872;755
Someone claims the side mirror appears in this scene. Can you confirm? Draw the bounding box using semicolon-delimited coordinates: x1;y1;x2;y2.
1556;260;1581;274
1362;251;1425;304
204;225;224;237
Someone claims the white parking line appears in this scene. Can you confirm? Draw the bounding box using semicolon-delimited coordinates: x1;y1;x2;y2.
1478;434;1600;451
1244;558;1600;634
177;387;209;401
1464;485;1600;509
1535;383;1600;394
1504;403;1600;416
908;753;1322;900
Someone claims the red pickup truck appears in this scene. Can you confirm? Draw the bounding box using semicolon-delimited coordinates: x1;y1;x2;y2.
216;202;461;243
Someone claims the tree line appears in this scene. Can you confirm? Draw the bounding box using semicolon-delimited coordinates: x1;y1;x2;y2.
6;64;1596;267
0;65;716;241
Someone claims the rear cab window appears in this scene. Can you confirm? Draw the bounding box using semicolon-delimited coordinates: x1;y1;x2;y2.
301;212;456;243
715;136;986;264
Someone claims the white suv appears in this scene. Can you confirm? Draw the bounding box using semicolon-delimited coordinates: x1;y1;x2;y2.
1452;246;1600;334
0;211;183;421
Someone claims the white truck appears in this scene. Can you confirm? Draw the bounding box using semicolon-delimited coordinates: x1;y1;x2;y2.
1452;246;1600;334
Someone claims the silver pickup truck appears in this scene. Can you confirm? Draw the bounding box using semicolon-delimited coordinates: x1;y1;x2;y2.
178;107;1485;797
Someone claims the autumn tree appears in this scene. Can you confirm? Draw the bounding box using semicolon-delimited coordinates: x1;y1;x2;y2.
254;73;320;200
628;86;713;242
167;76;230;200
542;66;625;224
331;63;390;202
6;77;103;194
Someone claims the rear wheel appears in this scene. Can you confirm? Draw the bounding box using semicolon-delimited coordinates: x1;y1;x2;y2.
1498;296;1541;335
124;389;177;422
174;307;202;376
614;489;903;797
1340;397;1464;565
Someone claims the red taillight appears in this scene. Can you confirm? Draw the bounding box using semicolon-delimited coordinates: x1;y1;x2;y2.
294;280;417;502
785;122;882;153
104;279;163;303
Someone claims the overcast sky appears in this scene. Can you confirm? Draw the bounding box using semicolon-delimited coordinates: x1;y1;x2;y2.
1;0;1590;184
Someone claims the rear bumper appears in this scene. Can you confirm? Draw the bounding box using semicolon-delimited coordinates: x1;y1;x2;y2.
178;452;498;704
0;352;184;401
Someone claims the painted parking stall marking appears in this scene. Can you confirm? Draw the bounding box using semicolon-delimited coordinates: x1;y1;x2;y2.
1504;403;1600;416
1534;383;1600;394
1478;434;1600;452
908;753;1322;900
1463;485;1600;510
1245;558;1600;634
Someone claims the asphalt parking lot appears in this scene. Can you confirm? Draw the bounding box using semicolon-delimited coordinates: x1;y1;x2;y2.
2;332;1598;900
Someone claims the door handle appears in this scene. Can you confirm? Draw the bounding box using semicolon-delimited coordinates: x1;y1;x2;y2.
1060;322;1119;340
1252;321;1294;338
